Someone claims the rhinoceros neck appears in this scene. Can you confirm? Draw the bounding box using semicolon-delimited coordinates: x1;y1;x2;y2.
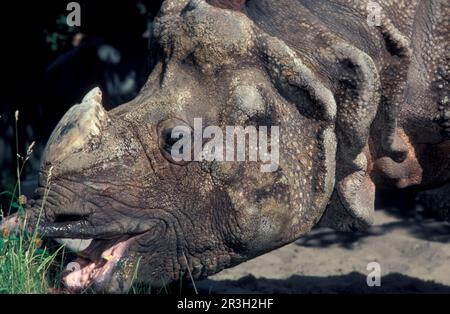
244;0;448;188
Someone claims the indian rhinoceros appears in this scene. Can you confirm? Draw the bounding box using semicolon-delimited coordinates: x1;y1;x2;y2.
1;0;449;292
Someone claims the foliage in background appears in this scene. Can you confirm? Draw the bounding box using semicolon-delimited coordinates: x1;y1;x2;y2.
44;14;80;52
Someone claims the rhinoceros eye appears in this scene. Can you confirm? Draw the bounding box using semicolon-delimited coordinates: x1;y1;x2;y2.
158;118;193;165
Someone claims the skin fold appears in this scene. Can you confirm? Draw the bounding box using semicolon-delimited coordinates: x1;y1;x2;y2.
1;0;449;292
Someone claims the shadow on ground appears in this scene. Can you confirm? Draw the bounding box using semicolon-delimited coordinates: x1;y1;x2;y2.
297;188;450;249
196;272;450;294
297;218;450;249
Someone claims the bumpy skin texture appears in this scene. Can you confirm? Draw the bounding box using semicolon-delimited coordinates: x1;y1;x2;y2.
1;0;449;292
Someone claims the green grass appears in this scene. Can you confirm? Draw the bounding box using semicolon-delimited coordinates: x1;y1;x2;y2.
0;110;65;294
0;218;65;294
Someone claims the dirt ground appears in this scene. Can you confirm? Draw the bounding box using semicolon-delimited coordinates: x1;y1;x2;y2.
197;201;450;293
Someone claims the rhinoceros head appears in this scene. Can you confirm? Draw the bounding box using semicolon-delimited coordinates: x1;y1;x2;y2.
16;0;383;292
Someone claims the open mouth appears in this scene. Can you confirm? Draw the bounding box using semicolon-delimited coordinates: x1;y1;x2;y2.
1;203;161;293
62;235;138;292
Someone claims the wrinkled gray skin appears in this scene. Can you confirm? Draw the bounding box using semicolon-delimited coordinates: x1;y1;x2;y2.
1;0;449;292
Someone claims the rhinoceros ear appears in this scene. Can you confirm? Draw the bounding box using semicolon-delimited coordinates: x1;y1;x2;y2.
258;35;381;231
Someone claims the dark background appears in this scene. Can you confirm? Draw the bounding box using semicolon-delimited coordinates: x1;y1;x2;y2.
0;0;164;196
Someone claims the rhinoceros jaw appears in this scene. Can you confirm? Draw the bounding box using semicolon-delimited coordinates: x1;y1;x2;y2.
43;87;110;164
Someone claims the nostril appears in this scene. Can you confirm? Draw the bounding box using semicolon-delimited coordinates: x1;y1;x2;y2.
54;214;88;223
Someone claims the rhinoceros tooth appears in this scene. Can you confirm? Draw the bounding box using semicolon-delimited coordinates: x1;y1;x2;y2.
42;87;110;164
56;238;93;253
